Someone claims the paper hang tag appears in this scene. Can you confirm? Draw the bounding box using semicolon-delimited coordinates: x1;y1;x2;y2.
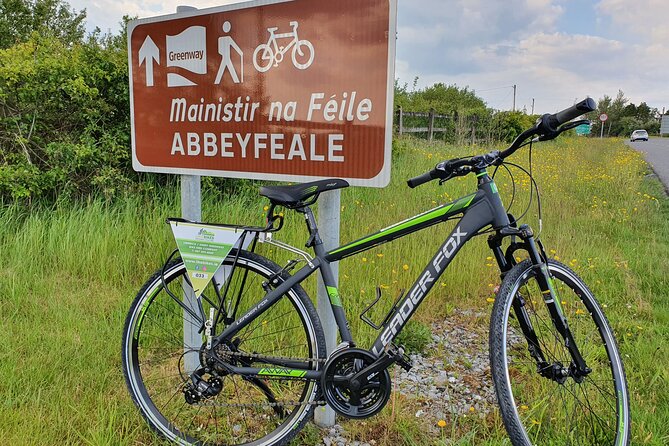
169;221;245;299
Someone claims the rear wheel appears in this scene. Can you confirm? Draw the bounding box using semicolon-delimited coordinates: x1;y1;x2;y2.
122;250;326;445
490;259;630;446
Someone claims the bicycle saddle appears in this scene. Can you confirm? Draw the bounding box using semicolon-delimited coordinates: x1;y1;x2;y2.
260;179;349;208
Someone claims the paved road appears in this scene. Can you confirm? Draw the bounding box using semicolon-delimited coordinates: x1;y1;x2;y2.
625;137;669;191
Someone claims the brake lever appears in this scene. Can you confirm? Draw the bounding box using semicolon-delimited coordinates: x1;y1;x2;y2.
438;176;453;185
438;166;471;184
539;119;590;141
559;119;590;132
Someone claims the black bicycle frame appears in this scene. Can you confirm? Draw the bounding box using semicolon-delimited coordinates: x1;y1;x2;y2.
213;173;510;365
208;170;589;380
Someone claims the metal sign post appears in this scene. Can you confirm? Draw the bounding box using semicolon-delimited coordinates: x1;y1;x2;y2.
599;113;608;139
176;5;202;375
314;189;340;426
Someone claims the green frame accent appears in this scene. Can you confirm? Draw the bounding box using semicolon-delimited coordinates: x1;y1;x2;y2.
258;368;307;378
326;286;343;307
328;193;477;256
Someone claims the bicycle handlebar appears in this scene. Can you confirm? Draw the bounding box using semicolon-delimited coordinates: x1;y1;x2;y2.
407;171;437;188
407;97;597;188
551;97;597;129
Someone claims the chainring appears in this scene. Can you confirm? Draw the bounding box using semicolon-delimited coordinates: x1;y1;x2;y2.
321;348;391;419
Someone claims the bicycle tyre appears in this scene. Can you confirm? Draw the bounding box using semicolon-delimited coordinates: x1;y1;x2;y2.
122;249;326;446
490;259;630;446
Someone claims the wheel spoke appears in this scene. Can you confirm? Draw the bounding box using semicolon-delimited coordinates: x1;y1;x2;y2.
493;261;627;446
123;256;322;445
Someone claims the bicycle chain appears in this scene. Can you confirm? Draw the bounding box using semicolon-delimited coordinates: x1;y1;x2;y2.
197;400;326;408
223;349;328;365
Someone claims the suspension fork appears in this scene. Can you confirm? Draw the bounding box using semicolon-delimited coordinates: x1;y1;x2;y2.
489;229;549;367
522;227;591;378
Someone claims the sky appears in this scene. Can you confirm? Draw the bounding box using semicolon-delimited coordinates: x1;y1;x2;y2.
70;0;669;114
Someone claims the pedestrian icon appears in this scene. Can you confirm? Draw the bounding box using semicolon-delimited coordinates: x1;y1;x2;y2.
253;21;314;73
214;21;243;84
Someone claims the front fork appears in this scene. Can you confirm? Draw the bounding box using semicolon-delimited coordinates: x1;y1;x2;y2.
489;224;591;382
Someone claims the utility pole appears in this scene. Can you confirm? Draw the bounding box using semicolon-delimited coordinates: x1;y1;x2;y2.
512;84;517;112
531;98;535;115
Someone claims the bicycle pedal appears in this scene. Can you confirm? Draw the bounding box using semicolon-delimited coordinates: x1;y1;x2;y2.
396;354;413;372
388;345;412;372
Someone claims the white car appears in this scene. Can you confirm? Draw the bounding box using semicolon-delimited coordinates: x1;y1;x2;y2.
630;129;649;142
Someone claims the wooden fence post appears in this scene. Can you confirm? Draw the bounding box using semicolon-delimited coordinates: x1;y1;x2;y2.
428;108;435;142
398;105;403;136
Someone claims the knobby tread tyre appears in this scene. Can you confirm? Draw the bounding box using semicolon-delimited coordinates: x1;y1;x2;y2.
122;249;326;446
489;259;630;446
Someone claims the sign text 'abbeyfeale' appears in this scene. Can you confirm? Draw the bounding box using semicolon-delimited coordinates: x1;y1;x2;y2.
129;0;397;186
168;91;373;163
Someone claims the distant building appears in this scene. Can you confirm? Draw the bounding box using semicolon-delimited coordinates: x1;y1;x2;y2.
661;115;669;136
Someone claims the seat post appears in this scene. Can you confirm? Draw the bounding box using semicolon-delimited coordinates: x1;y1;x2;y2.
301;206;325;253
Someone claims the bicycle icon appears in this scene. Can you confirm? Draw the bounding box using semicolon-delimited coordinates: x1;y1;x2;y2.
253;21;315;72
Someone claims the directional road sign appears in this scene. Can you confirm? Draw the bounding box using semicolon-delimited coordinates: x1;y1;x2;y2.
128;0;398;187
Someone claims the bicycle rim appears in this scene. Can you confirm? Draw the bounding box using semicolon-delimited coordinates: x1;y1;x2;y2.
494;260;629;446
123;255;323;446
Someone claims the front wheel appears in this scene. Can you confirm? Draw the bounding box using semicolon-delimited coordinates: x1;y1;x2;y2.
490;259;630;446
122;249;326;445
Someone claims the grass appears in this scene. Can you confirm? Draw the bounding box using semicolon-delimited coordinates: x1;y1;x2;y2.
0;136;667;445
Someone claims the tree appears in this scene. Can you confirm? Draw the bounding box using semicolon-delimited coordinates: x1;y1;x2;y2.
0;26;132;201
592;91;661;137
492;111;537;143
0;0;86;49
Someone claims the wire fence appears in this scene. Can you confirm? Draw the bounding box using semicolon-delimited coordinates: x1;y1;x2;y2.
395;106;510;146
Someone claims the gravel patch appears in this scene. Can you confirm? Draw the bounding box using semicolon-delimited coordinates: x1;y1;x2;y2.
394;310;496;430
320;310;499;443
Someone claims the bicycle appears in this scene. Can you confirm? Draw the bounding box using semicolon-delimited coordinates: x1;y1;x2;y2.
253;21;314;72
122;98;630;446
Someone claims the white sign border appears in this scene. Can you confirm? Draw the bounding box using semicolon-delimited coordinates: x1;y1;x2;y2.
128;0;398;188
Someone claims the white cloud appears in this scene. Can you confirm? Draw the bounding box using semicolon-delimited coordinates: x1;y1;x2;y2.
70;0;669;111
70;0;241;33
395;0;669;111
400;26;669;112
596;0;669;42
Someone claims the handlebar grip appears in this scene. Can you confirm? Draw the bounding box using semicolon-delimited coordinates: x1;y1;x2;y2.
552;98;597;127
407;171;435;188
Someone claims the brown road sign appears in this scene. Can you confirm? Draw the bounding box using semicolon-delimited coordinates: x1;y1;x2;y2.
128;0;397;187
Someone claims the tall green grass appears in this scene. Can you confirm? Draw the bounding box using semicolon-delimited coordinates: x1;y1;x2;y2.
0;137;667;444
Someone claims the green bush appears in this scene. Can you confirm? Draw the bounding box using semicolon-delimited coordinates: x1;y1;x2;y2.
0;29;134;202
395;320;433;354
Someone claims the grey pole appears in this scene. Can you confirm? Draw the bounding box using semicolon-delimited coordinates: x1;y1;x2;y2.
182;174;202;374
314;189;340;427
177;5;202;375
